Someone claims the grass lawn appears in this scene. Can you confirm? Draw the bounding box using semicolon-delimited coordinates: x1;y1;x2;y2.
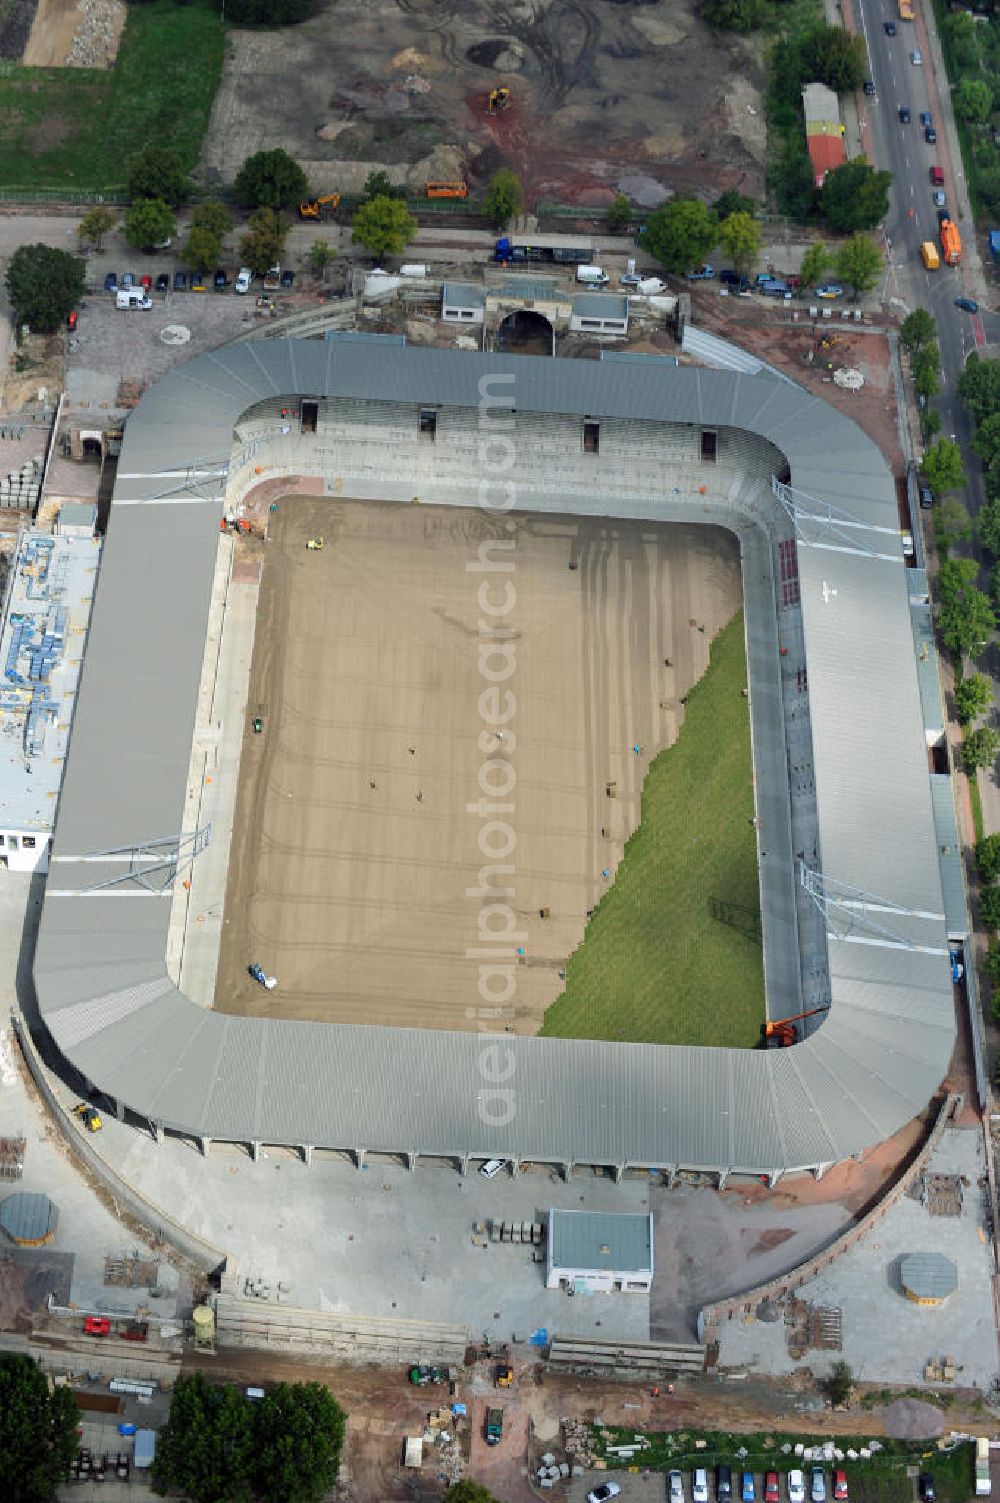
540;611;764;1049
0;0;224;194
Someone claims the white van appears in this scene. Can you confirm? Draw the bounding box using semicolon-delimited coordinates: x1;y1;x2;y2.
235;267;253;294
479;1158;506;1178
116;289;152;311
576;264;610;286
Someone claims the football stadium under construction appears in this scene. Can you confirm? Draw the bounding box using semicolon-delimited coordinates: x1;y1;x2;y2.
27;338;962;1183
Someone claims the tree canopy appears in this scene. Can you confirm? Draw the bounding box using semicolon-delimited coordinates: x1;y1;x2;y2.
976;831;1000;880
963;725;1000;772
234;148;309;211
223;0;311;23
956;672;993;727
6;244;86;332
900;306;936;351
954;77;993;125
484;169;523;230
351;195;417;257
443;1483;502;1503
800;24;867;94
799;241;830;287
360;170;405;204
937;557;994;659
820;159;892;232
959;355;1000;426
77;205;116;252
607;192;633;232
921;438;966;496
127;145;191;207
640;196;718;274
0;1353;79;1503
834;233;882;294
240;207;289;274
700;0;766;32
124;197;176;252
717;210;760;273
152;1375;345;1503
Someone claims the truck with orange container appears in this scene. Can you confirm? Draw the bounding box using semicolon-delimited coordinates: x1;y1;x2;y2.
898;0;914;19
939;219;962;266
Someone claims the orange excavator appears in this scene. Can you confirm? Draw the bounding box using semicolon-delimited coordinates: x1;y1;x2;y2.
760;1005;829;1048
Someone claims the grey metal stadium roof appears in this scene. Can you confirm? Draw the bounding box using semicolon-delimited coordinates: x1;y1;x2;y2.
32;341;955;1175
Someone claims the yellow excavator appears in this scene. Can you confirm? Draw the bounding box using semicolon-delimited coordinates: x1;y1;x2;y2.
487;86;510;114
299;192;341;221
306;536;324;551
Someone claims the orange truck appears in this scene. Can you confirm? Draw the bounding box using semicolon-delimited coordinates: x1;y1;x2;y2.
426;181;468;198
939;219;962;266
898;0;914;18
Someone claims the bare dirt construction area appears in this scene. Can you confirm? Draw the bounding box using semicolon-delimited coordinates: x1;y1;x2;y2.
199;0;766;203
20;0;126;67
216;499;741;1033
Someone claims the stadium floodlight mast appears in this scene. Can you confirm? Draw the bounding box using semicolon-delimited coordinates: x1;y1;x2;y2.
798;860;949;956
771;477;902;562
65;826;213;894
119;438;265;505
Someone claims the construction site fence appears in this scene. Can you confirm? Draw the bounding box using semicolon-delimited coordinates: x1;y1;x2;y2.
698;1091;963;1335
11;1012;230;1278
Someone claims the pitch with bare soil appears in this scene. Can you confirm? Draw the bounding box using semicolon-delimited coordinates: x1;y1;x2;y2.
215;499;741;1033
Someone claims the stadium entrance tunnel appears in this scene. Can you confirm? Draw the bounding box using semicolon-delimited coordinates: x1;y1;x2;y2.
29;340;957;1181
496;309;554;356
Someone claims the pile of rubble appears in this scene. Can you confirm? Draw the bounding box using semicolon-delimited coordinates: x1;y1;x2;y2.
65;0;126;68
425;1408;463;1488
562;1417;600;1468
535;1451;585;1490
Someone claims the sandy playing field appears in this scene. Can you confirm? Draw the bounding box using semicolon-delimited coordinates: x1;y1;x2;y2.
215;499;742;1034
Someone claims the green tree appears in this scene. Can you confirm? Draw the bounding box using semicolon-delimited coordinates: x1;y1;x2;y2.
954;77;993;125
444;1483;502;1503
834;233;883;295
935;496;971;548
770;135;816;221
0;1353;78;1503
901;307;936;351
701;0;766;32
234;148;309;212
714;188;756;220
801;24;867;93
360;169;404;204
224;0;311;21
974;412;1000;468
799;241;831;287
957;673;993;727
922;407;942;442
77;205;116;252
979;497;1000;556
820;159;892;232
607;192;633;232
254;1382;345;1503
191;200;233;241
959;354;1000;425
912;344;940;401
939;556;979;604
977;833;1000;880
308;240;332;275
982;883;1000;930
985;940;1000;983
717;210;760;273
152;1374;254;1503
963;725;1000;773
351;196;417;258
240;207;289;274
943;11;982;71
123;197;176;252
640;196;718;275
5;244;85;333
128;145;192;207
183;225;224;272
940;586;994;659
921;438;966;496
483;169;523;230
823;1360;854;1407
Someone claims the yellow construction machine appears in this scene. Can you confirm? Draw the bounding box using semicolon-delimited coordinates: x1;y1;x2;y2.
306;536;324;551
299;192;341;221
486;86;510;114
73;1103;103;1132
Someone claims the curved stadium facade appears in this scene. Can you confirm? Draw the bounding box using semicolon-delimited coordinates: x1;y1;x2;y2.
31;341;955;1180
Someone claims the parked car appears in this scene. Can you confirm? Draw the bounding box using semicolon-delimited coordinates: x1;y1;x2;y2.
917;1476;936;1503
587;1487;621;1503
173;270;187;291
741;1473;756;1503
155;273;169;293
956;297;980;313
765;1475;780;1503
920;484;934;509
898;105;911;123
864;79;875;95
235;266;253;294
925;126;937;144
104;271;118;291
214;269;228;290
884;18;896;32
788;1474;805;1503
816;284;843;299
810;1468;826;1503
122;271;135;288
911;48;923;64
280;268;295;288
139;273;153;290
833;1471;848;1501
937;207;951;224
717;1465;733;1502
619;273;642;287
191;272;207;292
153;235;172;251
694;1471;710;1503
686;265;715;280
919;111;933;127
67;310;77;331
932;189;946;207
669;1471;685;1503
479;1158;506;1178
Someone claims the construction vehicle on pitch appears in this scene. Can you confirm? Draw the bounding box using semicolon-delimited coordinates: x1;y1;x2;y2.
487;86;510;114
760;1006;830;1048
485;1408;504;1445
73;1103;103;1132
299;192;340;220
306;536;324;551
495;1363;514;1387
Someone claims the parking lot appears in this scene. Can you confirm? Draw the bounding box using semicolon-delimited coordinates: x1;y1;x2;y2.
69;282;255;393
